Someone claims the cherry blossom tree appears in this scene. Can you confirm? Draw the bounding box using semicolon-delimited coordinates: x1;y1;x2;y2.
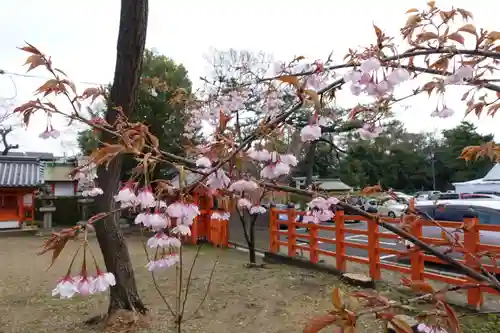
11;1;500;332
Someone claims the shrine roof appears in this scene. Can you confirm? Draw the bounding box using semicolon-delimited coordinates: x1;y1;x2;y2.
0;156;44;188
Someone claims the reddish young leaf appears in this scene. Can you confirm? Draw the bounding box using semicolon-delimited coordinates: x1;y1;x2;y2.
447;32;465;45
442;301;462;333
303;314;338;333
18;42;41;55
24;54;46;72
331;287;344;309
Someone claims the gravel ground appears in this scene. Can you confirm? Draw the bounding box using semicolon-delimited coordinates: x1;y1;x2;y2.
0;235;498;333
0;235;377;333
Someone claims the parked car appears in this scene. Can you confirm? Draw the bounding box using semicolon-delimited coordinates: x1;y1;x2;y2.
428;192;500;200
412;200;500;264
415;191;441;201
363;198;407;218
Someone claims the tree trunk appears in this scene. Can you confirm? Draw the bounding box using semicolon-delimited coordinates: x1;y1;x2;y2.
94;0;149;315
248;219;256;264
305;142;317;187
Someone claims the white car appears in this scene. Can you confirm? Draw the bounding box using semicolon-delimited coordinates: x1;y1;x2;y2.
363;198;407;218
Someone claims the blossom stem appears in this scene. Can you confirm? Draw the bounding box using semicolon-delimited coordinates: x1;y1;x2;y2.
66;244;83;276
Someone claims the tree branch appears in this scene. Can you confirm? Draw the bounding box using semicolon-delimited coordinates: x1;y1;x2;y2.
0;127;19;155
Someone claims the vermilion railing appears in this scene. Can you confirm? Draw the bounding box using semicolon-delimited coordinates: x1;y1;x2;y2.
269;207;500;309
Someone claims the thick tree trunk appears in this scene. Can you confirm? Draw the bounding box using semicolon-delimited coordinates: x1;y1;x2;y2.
94;0;149;314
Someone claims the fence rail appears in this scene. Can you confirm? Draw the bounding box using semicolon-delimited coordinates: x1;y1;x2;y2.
269;207;500;309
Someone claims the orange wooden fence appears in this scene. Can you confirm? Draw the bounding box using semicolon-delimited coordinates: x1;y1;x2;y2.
269;207;500;309
186;209;229;247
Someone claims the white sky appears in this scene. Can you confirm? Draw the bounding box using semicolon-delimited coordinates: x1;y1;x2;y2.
0;0;499;155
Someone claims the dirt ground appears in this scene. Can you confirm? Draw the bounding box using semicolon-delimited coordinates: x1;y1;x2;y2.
0;235;498;333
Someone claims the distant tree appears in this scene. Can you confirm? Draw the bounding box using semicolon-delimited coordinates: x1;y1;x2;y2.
78;49;198;180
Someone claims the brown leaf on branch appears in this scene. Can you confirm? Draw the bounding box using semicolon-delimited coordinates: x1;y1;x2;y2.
446;32;465;45
405;14;421;27
303;314;338;333
487;103;500;117
457;8;473;21
275;75;299;89
89;144;126;169
441;301;462;333
80;87;104;104
38;228;78;270
23;54;46;73
486;31;500;42
416;32;438;43
18;42;42;55
421;81;437;96
405;8;419;14
458;24;477;36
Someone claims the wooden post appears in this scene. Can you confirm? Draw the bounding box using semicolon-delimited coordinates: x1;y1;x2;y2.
269;208;278;253
287;207;297;257
335;210;346;271
368;217;381;280
309;223;319;263
410;216;424;281
464;214;483;309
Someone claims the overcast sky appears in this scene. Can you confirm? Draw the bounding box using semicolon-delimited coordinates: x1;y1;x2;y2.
0;0;499;156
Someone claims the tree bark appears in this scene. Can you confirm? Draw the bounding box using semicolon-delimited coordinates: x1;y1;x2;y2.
248;218;257;264
94;0;149;314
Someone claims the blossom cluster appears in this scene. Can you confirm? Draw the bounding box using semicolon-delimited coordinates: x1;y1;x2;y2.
302;196;340;223
247;149;298;180
53;267;116;299
114;183;200;271
72;162;103;197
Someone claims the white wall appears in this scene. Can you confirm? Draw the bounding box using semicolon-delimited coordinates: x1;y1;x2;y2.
53;182;76;196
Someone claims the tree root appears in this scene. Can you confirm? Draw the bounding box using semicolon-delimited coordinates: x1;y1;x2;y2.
84;309;150;333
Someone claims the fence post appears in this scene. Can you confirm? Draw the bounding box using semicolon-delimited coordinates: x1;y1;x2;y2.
269;208;278;253
335;210;346;271
410;215;424;281
287;207;297;257
310;223;319;263
367;217;381;280
463;214;483;309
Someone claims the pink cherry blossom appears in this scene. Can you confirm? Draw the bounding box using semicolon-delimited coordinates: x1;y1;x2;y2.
75;275;93;296
92;269;116;293
195;156;212;168
250;206;266;214
237;198;252;209
52;275;79;299
114;183;137;207
358;124;383;140
137;187;156;209
171;224;191;236
280;154;298;167
146;255;179;272
207;169;231;190
360;57;381;73
147;232;181;248
300;124;321;142
248;149;272;162
229;179;259;192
